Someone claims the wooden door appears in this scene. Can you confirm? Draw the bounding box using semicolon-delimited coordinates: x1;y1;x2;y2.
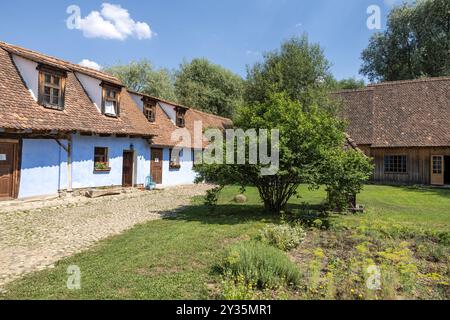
151;148;163;184
431;155;444;185
0;143;15;199
122;151;134;187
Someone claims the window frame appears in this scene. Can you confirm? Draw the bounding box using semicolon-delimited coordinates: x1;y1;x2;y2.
432;156;443;175
37;65;67;110
142;97;156;122
169;148;182;169
94;147;111;172
176;107;186;128
101;82;121;117
384;155;407;174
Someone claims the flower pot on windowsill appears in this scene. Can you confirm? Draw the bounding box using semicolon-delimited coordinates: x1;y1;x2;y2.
169;162;181;170
94;162;111;172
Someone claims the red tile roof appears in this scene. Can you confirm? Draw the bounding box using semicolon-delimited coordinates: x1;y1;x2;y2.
130;92;233;148
335;77;450;147
0;42;154;137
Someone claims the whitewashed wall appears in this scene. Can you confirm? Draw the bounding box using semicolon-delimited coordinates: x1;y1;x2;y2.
71;134;150;189
160;147;197;186
130;93;144;112
75;72;103;113
159;102;177;124
12;54;39;101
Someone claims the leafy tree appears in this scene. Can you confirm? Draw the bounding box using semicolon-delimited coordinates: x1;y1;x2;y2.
361;0;450;82
245;34;335;111
174;58;244;118
195;93;372;214
104;60;177;101
331;77;366;90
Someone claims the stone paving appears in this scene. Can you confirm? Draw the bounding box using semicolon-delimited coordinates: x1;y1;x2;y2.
0;184;212;287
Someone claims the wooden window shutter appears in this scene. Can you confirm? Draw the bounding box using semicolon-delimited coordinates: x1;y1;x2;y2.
37;71;44;105
101;86;106;114
60;76;66;110
116;89;121;117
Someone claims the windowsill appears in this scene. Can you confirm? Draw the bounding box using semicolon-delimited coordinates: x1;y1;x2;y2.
104;113;118;118
42;103;63;111
94;168;111;173
384;172;408;175
169;165;181;170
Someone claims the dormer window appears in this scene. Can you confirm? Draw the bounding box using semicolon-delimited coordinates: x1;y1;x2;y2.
37;65;66;110
101;83;121;117
176;107;186;127
143;98;156;123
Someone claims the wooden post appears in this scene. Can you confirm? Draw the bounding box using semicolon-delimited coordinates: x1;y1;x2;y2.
67;137;72;194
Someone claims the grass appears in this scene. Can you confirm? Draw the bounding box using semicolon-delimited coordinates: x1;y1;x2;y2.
1;184;449;300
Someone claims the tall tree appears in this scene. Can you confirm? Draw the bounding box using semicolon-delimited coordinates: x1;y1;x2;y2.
245;34;335;111
360;0;450;82
104;60;177;102
174;58;244;118
194;93;372;214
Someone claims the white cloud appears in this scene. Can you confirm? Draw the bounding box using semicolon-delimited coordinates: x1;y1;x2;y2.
78;59;102;70
70;3;155;40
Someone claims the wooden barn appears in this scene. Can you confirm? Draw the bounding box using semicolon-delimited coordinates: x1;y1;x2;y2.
336;77;450;186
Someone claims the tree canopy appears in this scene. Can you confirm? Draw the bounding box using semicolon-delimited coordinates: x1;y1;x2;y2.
174;58;244;118
104;59;177;102
330;77;366;90
245;35;335;109
360;0;450;82
195;93;372;214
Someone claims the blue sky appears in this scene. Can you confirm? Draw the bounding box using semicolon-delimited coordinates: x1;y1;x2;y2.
0;0;401;81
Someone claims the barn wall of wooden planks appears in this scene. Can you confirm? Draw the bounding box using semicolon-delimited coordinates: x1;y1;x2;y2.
361;146;450;185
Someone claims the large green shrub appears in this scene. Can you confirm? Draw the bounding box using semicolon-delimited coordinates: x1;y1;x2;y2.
257;223;306;251
222;241;300;289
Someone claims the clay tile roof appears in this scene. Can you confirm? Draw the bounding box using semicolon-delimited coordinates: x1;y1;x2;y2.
0;41;121;85
0;42;154;137
334;77;450;148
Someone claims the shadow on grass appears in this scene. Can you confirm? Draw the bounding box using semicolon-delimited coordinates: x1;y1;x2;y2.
368;183;450;198
161;201;326;227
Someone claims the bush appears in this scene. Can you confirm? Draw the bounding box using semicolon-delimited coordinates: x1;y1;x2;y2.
257;223;306;251
203;186;223;211
222;241;300;289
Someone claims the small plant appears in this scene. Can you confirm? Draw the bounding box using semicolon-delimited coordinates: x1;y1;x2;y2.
307;248;326;295
257;223;306;251
221;241;300;289
94;161;109;171
221;273;257;300
203;186;223;212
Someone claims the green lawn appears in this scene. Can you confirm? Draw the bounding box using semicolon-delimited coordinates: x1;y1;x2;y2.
1;185;449;300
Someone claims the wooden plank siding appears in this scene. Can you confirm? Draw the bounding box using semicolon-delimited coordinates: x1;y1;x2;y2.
363;147;450;185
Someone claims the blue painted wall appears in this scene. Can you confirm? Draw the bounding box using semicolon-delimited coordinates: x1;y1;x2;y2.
160;147;198;186
71;134;150;189
19;139;68;198
18;135;151;199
